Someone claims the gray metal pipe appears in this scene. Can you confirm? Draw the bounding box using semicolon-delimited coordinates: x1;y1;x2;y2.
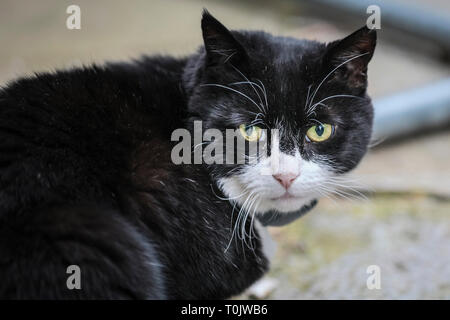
372;77;450;141
308;0;450;53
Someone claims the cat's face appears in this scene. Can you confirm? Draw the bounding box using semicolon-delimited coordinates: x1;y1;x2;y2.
184;11;376;214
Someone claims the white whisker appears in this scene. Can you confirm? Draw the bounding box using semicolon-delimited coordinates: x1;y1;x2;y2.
201;83;264;113
256;79;268;111
308;94;362;115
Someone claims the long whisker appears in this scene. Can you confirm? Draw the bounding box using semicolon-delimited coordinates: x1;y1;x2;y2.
250;119;265;127
368;136;387;148
305;84;312;108
320;182;368;202
225;191;256;252
192;141;208;151
230;65;265;111
200;83;264;113
327;175;371;190
229;81;266;100
230;64;268;113
256;79;268;111
315;186;339;205
229;81;265;112
248;196;261;245
210;184;249;201
240;195;258;239
235;192;256;245
229;81;267;114
307;94;362;116
240;195;258;250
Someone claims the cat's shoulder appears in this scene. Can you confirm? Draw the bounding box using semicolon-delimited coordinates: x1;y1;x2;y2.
0;54;187;140
0;55;186;112
0;55;187;215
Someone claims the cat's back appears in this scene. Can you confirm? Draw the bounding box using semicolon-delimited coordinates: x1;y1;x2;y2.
0;56;190;298
0;56;187;215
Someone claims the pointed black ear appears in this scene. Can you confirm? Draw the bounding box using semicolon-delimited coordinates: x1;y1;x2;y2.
201;9;247;66
324;26;376;88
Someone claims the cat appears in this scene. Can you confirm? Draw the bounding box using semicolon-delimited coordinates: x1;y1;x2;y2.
0;10;376;299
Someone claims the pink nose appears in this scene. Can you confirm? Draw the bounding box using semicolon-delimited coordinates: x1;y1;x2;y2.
273;173;299;189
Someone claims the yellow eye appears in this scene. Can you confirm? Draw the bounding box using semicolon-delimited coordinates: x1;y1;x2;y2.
306;123;334;142
239;124;262;142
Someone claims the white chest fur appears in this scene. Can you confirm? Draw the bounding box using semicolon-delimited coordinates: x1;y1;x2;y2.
254;220;277;264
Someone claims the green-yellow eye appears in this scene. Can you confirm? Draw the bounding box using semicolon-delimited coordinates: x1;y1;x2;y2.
306;123;334;142
239;124;262;142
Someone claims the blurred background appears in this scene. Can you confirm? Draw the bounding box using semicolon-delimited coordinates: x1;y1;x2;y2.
0;0;449;299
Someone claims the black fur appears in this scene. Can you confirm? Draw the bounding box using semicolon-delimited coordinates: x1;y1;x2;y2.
0;11;375;299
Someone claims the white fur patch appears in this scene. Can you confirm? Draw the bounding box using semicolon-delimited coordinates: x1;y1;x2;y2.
254;220;276;263
218;153;332;214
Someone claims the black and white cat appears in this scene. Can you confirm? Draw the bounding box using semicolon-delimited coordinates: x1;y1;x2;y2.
0;11;376;299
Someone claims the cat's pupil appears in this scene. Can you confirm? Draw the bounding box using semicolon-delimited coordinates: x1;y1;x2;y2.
246;126;253;136
315;125;324;136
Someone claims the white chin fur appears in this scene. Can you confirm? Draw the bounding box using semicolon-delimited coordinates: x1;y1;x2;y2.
218;175;316;213
217;153;333;214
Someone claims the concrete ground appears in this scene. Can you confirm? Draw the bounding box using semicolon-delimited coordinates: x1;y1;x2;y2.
0;0;449;299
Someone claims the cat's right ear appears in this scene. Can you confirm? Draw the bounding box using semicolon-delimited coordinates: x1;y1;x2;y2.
201;9;247;66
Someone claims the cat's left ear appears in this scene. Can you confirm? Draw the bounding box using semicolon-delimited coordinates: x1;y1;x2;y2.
324;27;377;89
201;9;247;66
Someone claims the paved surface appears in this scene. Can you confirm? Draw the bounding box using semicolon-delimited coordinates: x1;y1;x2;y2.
0;0;449;299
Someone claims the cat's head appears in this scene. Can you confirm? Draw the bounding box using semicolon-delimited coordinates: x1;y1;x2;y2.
183;10;376;214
